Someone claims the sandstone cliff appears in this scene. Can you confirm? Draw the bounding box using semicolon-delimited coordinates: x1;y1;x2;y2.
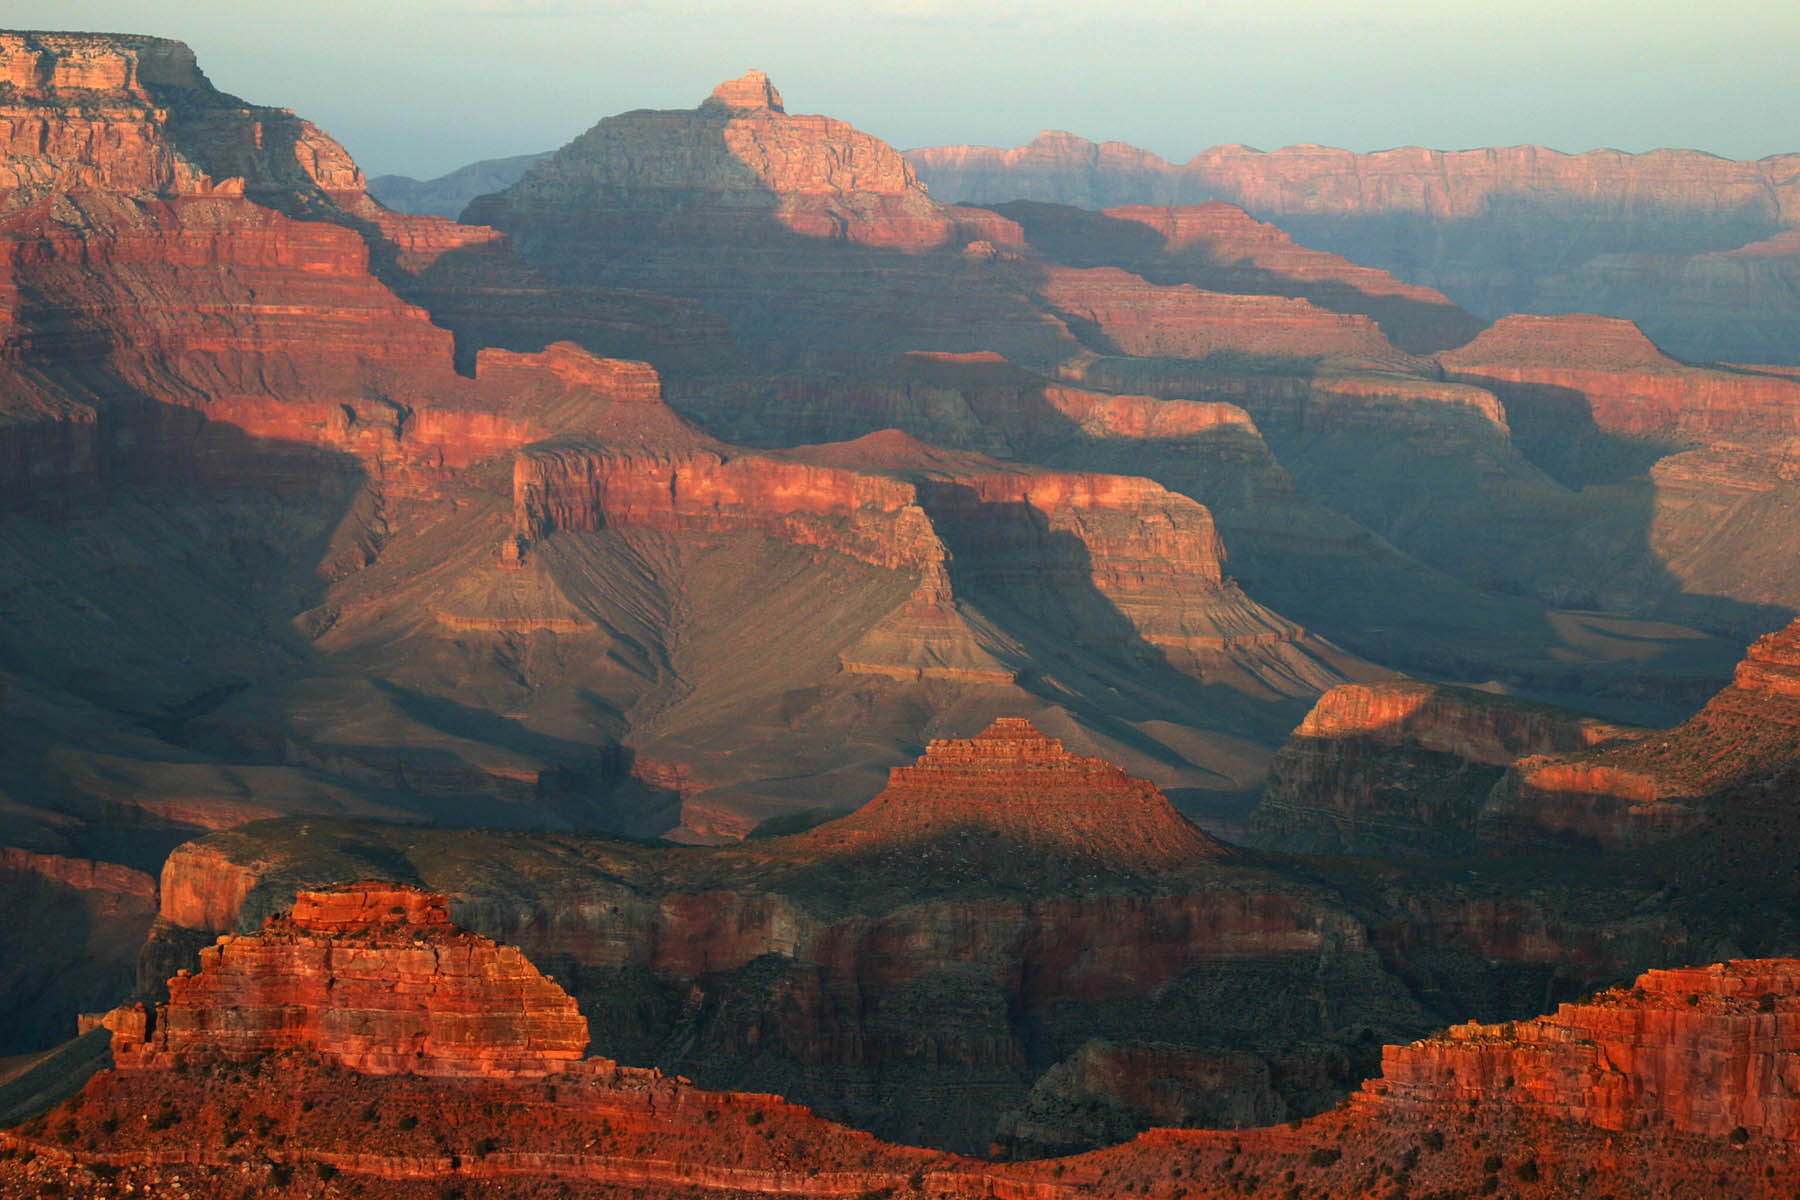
1484;616;1800;851
907;133;1800;361
112;881;588;1076
8;957;1796;1197
1251;682;1644;856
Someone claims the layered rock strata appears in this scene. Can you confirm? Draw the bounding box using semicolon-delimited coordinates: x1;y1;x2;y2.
1485;616;1800;850
908;133;1800;358
1374;959;1800;1138
1440;313;1800;442
1252;682;1644;855
110;881;588;1076
797;718;1227;870
9;959;1797;1197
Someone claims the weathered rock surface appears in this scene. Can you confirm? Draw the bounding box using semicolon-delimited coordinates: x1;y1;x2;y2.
1039;265;1421;368
1374;959;1800;1138
1440;313;1800;443
1252;682;1644;855
997;199;1485;355
464;73;1075;369
909;134;1800;360
8;960;1797;1197
113;881;588;1076
795;718;1226;870
1485;616;1800;850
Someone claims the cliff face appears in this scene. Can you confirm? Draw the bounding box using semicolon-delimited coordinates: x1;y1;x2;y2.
1374;959;1800;1138
112;881;588;1077
994;199;1485;356
464;73;1075;370
1251;682;1644;856
1485;616;1800;851
1440;313;1800;442
1039;266;1420;368
907;134;1800;360
10;960;1797;1198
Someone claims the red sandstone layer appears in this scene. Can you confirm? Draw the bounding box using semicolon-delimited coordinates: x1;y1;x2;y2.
111;881;587;1077
797;718;1226;869
1485;616;1800;850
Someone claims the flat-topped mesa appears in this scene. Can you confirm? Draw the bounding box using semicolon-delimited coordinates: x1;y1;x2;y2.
108;881;589;1078
804;718;1228;869
1440;313;1800;439
468;73;955;250
704;69;785;113
1370;958;1800;1139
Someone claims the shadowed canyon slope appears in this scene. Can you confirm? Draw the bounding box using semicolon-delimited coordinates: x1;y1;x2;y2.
125;712;1800;1157
906;133;1800;363
0;36;1395;1054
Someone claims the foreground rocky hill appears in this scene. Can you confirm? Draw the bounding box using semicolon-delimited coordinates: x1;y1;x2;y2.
4;884;1793;1197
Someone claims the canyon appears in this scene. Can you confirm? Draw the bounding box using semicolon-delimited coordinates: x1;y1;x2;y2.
4;26;1800;1199
4;886;1794;1196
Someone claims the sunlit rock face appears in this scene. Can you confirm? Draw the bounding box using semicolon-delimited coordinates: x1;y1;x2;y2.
110;881;589;1077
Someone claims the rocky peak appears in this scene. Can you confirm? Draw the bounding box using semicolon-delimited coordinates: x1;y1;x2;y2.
800;718;1228;869
704;69;784;113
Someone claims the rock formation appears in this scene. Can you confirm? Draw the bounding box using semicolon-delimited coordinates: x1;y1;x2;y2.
1440;313;1800;443
795;718;1227;870
8;957;1796;1197
463;72;1074;369
111;881;588;1076
908;133;1800;359
1039;266;1421;368
1373;959;1800;1138
996;199;1485;354
1485;616;1800;851
1252;682;1644;855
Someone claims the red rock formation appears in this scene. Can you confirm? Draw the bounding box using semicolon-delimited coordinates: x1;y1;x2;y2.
1252;682;1645;855
992;199;1485;355
1039;266;1420;368
12;957;1796;1197
1440;313;1800;439
470;70;954;252
1485;617;1800;851
1374;959;1800;1137
909;134;1800;353
113;881;588;1077
797;718;1226;870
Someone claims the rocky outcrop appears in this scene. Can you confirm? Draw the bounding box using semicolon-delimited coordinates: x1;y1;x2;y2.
112;881;588;1076
463;74;1075;369
1252;682;1644;855
797;718;1227;870
1039;266;1420;368
996;199;1485;355
908;134;1800;357
11;959;1795;1197
1373;959;1800;1138
1484;617;1800;851
1440;313;1800;442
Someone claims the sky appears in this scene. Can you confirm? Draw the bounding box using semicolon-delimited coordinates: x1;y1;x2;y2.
12;0;1800;180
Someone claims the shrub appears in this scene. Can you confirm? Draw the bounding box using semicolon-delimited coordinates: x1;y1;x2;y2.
1308;1148;1342;1168
1516;1158;1540;1182
1730;1125;1751;1144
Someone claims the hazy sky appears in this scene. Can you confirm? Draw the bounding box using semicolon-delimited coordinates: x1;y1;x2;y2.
13;0;1799;179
